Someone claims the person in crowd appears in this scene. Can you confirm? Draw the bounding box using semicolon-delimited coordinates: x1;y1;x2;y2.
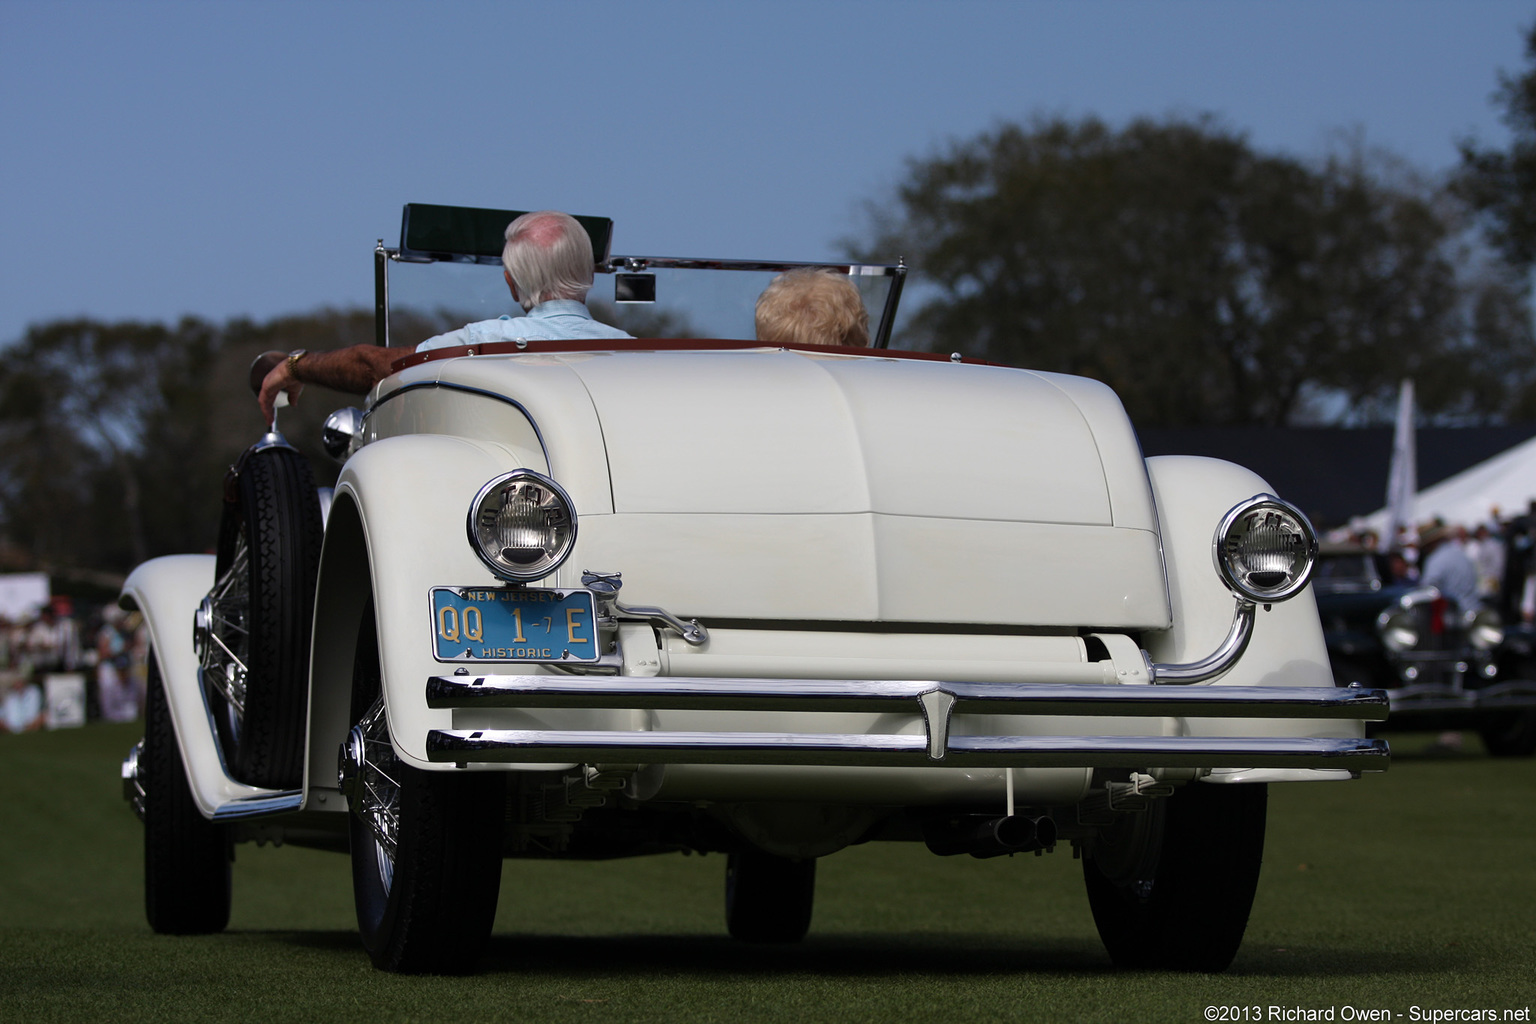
1;669;44;733
754;269;870;348
1468;523;1506;602
257;210;632;422
1418;521;1481;612
95;608;139;723
25;605;63;675
1499;504;1536;622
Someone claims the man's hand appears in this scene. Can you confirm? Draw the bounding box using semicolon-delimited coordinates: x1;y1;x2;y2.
258;355;303;425
253;345;402;425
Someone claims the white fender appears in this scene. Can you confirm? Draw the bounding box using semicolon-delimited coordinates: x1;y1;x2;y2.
121;555;283;817
316;433;573;772
1144;455;1356;741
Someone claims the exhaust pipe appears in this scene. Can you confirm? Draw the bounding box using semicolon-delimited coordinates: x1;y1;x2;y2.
923;813;1057;859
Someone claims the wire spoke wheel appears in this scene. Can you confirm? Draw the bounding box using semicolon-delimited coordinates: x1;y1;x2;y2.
352;697;401;893
200;532;250;749
346;600;505;974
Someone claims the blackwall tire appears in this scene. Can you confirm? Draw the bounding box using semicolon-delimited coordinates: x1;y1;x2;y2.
347;603;504;974
143;652;231;935
1082;782;1267;972
204;447;321;789
725;850;816;943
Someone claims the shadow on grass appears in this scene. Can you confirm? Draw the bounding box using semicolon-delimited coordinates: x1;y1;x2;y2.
240;929;1459;980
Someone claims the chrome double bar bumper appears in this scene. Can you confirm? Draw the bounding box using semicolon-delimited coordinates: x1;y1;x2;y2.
425;675;1390;770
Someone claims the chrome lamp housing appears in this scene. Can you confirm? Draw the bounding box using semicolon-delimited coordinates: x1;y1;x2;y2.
1212;494;1318;604
466;470;578;582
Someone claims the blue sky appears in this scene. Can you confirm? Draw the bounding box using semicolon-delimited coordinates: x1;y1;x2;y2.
1;0;1531;347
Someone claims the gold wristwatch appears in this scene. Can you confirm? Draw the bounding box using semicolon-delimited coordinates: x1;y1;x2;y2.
285;348;308;376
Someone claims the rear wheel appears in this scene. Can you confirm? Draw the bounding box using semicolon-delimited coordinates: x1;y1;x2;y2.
143;652;231;934
345;603;504;973
200;446;321;789
1083;782;1266;972
725;850;816;943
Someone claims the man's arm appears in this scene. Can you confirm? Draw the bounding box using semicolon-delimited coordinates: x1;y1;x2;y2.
257;345;400;424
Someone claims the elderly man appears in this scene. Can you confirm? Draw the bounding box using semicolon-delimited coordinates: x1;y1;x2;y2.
754;269;870;348
258;210;631;422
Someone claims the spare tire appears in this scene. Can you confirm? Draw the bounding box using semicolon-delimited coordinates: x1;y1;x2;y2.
200;445;322;789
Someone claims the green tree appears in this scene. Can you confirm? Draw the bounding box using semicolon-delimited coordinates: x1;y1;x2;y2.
0;311;374;582
1458;22;1536;269
857;116;1533;426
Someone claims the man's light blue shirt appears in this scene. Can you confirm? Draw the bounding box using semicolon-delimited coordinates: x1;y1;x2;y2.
415;300;633;352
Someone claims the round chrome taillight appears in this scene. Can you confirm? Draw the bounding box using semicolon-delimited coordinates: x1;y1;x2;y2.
466;470;577;582
1212;494;1318;604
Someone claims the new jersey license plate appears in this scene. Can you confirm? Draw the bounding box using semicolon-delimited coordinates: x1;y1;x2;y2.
430;586;598;663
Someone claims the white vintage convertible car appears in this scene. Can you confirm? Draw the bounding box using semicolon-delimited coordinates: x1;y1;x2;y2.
120;204;1389;974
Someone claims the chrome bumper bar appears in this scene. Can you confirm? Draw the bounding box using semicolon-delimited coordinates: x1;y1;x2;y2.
425;675;1390;770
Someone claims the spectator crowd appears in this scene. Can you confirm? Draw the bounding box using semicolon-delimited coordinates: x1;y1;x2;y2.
1;596;147;734
1337;505;1536;622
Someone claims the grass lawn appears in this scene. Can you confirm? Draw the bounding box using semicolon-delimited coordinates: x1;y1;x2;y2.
1;723;1532;1023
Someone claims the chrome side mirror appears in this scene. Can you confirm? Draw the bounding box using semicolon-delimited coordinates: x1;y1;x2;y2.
322;407;364;462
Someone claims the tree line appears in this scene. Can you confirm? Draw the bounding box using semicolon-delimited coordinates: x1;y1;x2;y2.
7;26;1536;581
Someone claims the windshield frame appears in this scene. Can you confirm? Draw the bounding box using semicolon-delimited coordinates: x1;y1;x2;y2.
372;242;907;350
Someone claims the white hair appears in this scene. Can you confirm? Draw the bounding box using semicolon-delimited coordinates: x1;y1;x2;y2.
502;211;595;311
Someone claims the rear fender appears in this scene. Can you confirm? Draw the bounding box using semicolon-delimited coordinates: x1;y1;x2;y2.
305;433;573;778
1144;456;1350;741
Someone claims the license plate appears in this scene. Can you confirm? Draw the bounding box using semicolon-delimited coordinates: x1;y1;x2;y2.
430;586;599;663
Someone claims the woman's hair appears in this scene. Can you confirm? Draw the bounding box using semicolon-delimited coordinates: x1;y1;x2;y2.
754;269;870;347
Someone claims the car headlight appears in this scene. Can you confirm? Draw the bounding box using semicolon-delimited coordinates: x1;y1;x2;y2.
1377;606;1420;652
1469;608;1505;651
1212;494;1318;604
466;470;577;582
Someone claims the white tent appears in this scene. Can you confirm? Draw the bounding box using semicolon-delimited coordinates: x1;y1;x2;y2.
1354;432;1536;535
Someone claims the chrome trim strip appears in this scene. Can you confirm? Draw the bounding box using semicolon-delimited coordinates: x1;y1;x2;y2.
599;256;903;276
210;790;305;822
425;728;1388;770
425;674;1387;720
1150;600;1255;684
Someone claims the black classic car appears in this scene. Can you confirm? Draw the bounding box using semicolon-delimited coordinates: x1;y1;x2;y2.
1316;543;1536;755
